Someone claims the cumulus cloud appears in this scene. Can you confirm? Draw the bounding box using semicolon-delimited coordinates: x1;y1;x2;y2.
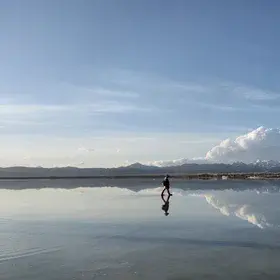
145;126;280;167
205;127;280;163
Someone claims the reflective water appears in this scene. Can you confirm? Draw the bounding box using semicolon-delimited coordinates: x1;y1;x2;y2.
1;179;280;279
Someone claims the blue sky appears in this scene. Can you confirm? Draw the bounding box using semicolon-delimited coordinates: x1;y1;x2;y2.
0;0;280;167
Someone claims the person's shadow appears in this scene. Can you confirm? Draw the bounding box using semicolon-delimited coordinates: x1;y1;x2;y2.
161;194;171;216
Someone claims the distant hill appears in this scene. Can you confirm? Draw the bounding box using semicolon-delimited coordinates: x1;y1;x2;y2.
0;160;280;178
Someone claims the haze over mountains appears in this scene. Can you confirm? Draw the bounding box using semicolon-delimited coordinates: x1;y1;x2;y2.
0;159;280;178
2;127;280;178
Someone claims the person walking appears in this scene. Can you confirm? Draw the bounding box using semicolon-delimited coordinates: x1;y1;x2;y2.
161;174;172;196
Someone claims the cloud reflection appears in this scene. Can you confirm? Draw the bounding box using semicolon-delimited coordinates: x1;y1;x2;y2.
203;190;280;229
0;184;280;230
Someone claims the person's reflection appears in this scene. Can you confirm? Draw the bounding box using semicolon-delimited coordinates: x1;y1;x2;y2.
161;194;171;216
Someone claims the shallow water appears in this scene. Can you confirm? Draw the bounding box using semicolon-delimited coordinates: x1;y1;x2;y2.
1;179;280;279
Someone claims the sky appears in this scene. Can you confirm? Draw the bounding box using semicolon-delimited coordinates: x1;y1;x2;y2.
1;0;280;167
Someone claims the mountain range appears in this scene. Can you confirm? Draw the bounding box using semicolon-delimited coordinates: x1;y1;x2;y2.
1;127;280;178
0;160;280;178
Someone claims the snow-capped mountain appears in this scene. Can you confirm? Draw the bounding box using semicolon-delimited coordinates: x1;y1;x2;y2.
252;160;280;170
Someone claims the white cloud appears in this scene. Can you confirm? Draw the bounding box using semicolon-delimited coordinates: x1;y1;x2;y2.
232;85;280;101
116;69;280;103
0;100;153;129
57;82;140;99
0;102;151;116
0;104;69;115
188;81;280;112
205;126;280;163
82;87;139;98
0;132;218;167
3;67;280;167
198;103;239;112
172;84;209;93
3;126;280;167
198;102;280;113
145;126;280;167
148;157;207;167
77;147;95;153
87;101;153;113
99;68;210;98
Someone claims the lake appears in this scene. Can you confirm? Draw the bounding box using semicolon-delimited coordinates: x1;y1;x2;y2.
0;178;280;279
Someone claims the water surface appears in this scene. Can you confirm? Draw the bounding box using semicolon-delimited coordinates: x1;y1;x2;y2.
1;179;280;279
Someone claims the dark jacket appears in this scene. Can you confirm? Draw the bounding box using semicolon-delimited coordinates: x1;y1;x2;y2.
162;178;170;188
